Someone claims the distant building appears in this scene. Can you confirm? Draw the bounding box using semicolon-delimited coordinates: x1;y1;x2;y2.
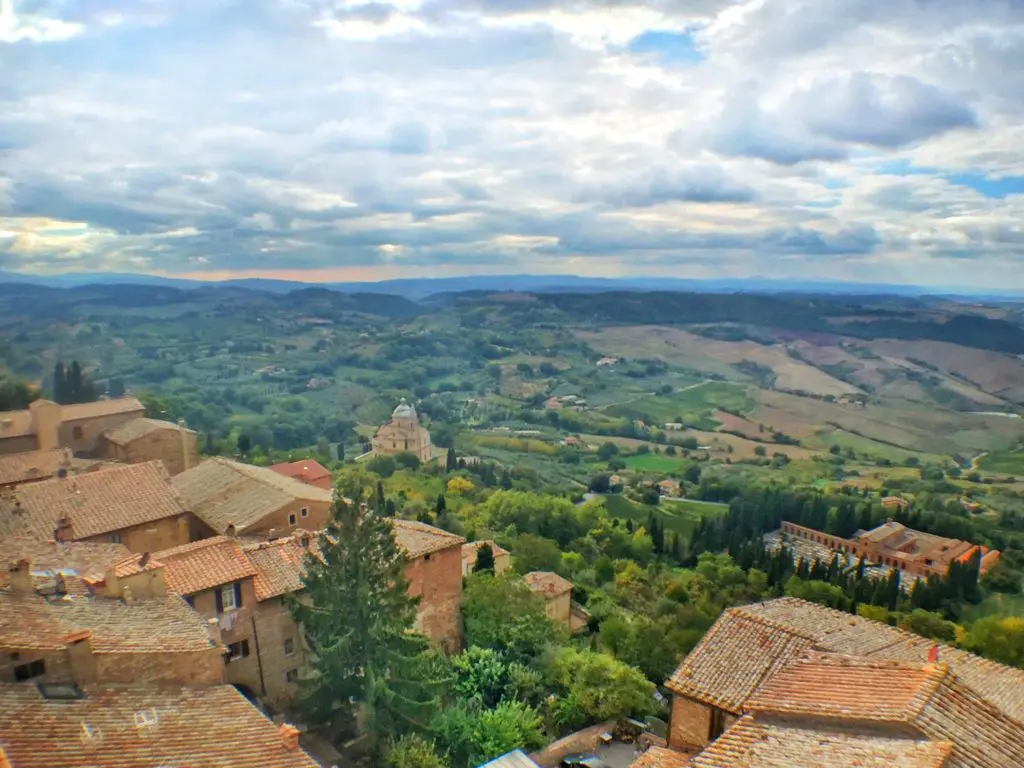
597;356;619;367
523;571;573;628
270;458;333;491
880;495;910;512
461;540;511;577
780;520;1000;580
0;397;145;456
658;479;681;497
664;422;684;430
371;399;432;462
100;417;198;476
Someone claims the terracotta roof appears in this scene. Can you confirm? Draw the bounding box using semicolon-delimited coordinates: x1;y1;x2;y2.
0;447;71;487
154;536;257;595
103;417;195;446
0;684;319;768
111;551;165;578
688;715;953;768
666;609;817;712
523;571;573;597
736;598;1024;723
59;396;144;422
172;458;331;534
0;537;129;595
269;458;332;483
0;461;188;541
0;406;36;439
462;540;510;568
630;746;691;768
242;519;464;602
0;591;216;653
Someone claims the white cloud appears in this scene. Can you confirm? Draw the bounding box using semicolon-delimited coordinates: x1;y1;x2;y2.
0;0;1022;287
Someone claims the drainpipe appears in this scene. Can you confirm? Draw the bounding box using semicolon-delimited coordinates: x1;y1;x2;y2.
251;615;267;697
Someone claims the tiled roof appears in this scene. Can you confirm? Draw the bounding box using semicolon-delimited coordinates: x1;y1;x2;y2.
523;571;573;597
242;519;464;602
0;537;129;595
0;684;319;768
172;458;331;534
0;447;71;487
687;715;953;768
0;590;216;653
630;746;691;768
666;609;817;712
111;551;165;578
0;461;188;541
154;536;257;595
745;653;948;725
736;598;1024;723
103;417;195;446
0;406;36;438
59;397;144;422
269;458;332;482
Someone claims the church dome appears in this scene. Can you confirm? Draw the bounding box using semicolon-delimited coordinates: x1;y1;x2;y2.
392;398;417;420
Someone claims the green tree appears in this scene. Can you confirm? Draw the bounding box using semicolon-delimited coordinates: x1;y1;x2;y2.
597;442;619;461
53;362;70;404
511;533;563;574
446;447;458;472
434;700;545;768
237;433;252;456
462;572;559;663
965;616;1024;667
473;543;496;574
548;647;655;723
385;734;448;768
287;473;445;748
0;376;39;410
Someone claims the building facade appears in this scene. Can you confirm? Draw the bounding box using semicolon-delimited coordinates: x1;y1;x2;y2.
523;571;573;629
371;399;432;462
100;418;199;476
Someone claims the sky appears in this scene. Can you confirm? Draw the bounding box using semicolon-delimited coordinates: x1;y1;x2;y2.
1;0;1023;287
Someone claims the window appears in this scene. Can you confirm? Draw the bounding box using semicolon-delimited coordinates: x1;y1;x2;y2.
109;533;122;544
226;640;250;661
72;426;83;440
216;582;242;613
285;668;299;683
284;638;294;656
300;507;308;518
288;513;297;526
14;659;45;682
184;595;195;609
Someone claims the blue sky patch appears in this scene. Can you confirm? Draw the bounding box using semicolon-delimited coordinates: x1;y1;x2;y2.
946;174;1024;199
628;29;704;66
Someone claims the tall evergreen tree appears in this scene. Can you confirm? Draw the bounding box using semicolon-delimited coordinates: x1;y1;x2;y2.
445;447;458;472
435;494;446;515
53;362;70;404
288;472;446;754
473;543;496;574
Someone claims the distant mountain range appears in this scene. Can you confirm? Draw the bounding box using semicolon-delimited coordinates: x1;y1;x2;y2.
0;270;1021;301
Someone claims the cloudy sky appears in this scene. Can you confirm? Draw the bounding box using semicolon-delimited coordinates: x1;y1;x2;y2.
1;0;1023;287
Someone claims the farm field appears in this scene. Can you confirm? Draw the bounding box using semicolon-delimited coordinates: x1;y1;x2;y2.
977;448;1024;476
600;494;727;538
603;381;750;426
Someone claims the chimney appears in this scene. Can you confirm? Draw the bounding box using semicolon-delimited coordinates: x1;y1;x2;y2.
928;644;939;663
225;522;236;538
267;528;277;542
206;617;223;648
278;724;300;752
121;585;134;604
138;552;151;570
66;630;98;685
54;516;73;543
8;558;33;594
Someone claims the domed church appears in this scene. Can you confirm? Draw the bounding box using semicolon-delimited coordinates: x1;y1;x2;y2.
371;398;432;462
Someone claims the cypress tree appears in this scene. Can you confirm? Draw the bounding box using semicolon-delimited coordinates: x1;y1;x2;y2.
445;447;457;472
473;543;496;573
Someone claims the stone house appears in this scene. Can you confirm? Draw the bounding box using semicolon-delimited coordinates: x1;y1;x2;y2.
0;537;131;596
269;458;333;490
372;399;432;462
0;447;73;490
100;417;198;476
0;556;224;688
663;597;1024;767
523;571;573;629
0;397;146;456
0;460;203;552
461;540;511;577
0;684;319;767
172;457;333;538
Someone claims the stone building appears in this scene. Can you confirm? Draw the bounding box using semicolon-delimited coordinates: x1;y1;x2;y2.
172;457;333;538
0;684;319;768
780;520;1001;580
0;460;202;552
0;447;72;490
100;417;198;476
661;597;1024;767
0;397;146;456
269;458;333;490
0;556;224;688
372;398;432;462
523;571;573;628
461;540;511;577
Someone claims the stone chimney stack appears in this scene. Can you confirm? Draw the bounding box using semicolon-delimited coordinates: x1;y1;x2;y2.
54;516;73;543
66;630;98;685
8;558;33;594
206;617;223;649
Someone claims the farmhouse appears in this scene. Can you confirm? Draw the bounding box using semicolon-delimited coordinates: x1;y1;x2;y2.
780;520;1000;580
661;597;1024;768
371;399;432;462
523;571;573;629
462;540;511;576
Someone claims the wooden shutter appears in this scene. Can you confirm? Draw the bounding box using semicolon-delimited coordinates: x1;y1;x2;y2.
215;587;223;614
234;582;243;608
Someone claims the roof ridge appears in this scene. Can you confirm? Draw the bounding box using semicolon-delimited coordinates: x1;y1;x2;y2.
906;662;952;724
730;603;820;643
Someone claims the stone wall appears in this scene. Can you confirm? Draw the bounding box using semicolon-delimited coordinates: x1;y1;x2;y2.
669;695;713;749
60;410;143;455
0;648;72;684
545;592;572;628
0;435;39;456
406;543;463;653
251;597;309;706
94;647;225;686
242;499;331;539
103;428;199;477
81;513;194;553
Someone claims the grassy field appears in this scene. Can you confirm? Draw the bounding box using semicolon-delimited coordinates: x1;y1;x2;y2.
604;382;750;425
623;453;690;473
977;448;1024;476
601;493;727;537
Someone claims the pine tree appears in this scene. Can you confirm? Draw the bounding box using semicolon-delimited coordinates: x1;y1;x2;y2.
445;447;457;472
376;480;386;513
473;543;496;573
287;473;447;750
53;362;69;404
435;494;446;515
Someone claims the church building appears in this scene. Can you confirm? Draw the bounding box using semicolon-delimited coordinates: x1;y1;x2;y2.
372;399;432;462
